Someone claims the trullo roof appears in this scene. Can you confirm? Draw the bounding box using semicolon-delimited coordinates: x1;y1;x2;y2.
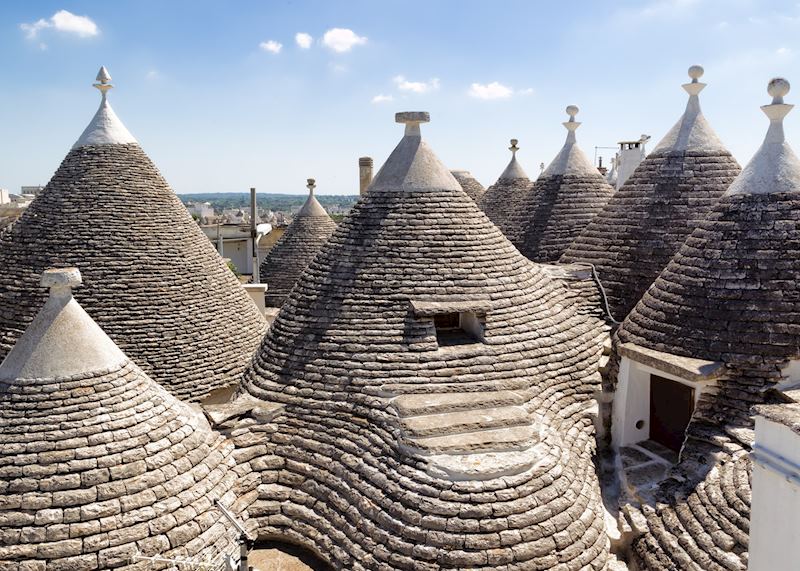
0;268;249;568
0;68;266;402
478;138;531;240
513;105;615;262
259;179;337;307
618;77;800;571
560;66;741;320
237;112;611;569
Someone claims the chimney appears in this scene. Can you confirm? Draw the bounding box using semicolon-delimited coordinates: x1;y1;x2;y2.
749;402;800;570
359;156;373;195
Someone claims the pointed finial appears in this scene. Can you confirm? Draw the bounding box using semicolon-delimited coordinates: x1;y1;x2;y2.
762;78;792;141
539;162;545;173
683;65;706;96
307;178;316;195
93;66;113;98
40;268;82;299
396;111;430;136
564;105;581;132
509;139;519;157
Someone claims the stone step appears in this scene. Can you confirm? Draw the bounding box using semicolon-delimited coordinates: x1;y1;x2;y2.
425;447;542;481
400;406;530;438
598;354;611;374
392;390;526;417
404;424;536;454
380;378;529;396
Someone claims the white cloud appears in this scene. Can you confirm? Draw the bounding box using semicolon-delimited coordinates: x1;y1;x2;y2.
20;10;99;40
259;40;282;54
393;75;440;94
371;94;393;104
777;47;793;56
518;87;535;96
322;28;367;52
468;81;514;100
146;70;159;80
295;32;313;49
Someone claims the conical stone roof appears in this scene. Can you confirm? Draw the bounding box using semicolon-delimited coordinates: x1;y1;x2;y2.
513;106;615;262
0;268;248;568
449;170;485;202
618;78;800;571
0;68;265;402
259;179;337;307
478;138;531;240
239;112;610;569
560;66;741;320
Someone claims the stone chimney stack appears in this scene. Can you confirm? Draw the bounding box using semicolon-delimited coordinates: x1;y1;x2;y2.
359;156;373;195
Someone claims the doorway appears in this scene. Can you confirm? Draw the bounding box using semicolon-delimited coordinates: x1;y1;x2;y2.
649;375;694;452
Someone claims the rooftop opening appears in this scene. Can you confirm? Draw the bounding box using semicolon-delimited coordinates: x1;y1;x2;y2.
433;311;484;346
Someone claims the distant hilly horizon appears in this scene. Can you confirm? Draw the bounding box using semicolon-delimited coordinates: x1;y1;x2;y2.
177;192;359;213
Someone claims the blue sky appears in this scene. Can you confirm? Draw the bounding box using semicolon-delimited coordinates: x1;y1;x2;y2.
1;0;799;195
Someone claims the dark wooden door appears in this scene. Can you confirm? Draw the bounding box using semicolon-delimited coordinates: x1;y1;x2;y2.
649;375;695;452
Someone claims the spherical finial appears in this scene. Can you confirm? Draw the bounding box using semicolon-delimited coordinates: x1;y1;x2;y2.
566;105;579;119
768;77;790;100
307;178;316;190
688;65;704;81
509;139;519;155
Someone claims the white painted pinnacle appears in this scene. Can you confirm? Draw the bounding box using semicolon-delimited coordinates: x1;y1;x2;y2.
540;105;598;178
0;267;127;380
509;139;519;157
761;78;792;138
73;66;137;148
369;111;460;192
726;77;800;196
396;111;430;136
651;65;725;154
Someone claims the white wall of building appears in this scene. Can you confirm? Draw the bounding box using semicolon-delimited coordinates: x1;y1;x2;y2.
0;188;9;205
612;356;707;448
616;141;647;190
749;414;800;570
